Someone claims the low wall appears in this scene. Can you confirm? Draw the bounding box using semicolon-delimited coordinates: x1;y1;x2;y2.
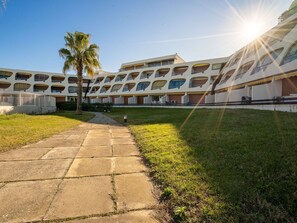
114;104;297;113
0;93;56;115
0;105;56;115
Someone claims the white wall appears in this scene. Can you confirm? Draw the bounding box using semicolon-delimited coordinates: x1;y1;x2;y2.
252;80;282;100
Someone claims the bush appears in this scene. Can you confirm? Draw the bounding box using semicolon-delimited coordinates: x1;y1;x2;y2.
56;102;113;112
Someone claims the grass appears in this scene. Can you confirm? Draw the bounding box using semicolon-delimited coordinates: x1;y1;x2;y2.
107;108;297;222
0;111;95;153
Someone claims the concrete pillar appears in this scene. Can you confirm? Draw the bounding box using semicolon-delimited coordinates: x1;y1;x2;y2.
144;95;152;104
128;96;137;104
115;96;124;104
181;94;189;105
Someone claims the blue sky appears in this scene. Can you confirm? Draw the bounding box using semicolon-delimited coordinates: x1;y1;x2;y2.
0;0;293;73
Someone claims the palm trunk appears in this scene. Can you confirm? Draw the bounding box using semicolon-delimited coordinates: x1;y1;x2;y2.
76;64;83;115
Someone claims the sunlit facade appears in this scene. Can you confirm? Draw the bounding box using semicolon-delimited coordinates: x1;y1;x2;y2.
0;1;297;106
214;2;297;104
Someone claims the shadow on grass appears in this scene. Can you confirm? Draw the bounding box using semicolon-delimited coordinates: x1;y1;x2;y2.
108;108;297;222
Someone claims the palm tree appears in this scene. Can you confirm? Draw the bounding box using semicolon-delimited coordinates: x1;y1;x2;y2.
59;31;101;115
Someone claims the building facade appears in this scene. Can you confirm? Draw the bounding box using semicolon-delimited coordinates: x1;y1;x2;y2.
0;1;297;106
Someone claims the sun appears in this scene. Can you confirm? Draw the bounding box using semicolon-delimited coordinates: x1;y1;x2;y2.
240;18;265;43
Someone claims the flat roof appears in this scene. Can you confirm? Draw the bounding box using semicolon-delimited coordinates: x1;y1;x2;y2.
121;53;185;68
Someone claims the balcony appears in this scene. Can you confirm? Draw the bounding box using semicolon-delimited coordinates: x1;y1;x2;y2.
33;84;48;92
191;64;210;74
34;74;49;82
111;84;123;92
189;77;208;88
155;68;169;78
104;76;115;83
219;69;236;85
100;85;111;93
52;75;65;83
123;83;135;92
151;80;167;90
90;86;100;94
115;74;127;82
51;85;65;93
0;70;13;80
235;61;254;80
15;72;32;81
94;77;104;84
68;86;77;94
136;82;150;91
127;72;139;81
68;77;77;84
172;66;188;76
0;81;11;91
140;70;153;79
169;79;185;89
14;83;31;91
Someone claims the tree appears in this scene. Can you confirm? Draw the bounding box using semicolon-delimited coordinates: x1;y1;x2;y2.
59;31;101;115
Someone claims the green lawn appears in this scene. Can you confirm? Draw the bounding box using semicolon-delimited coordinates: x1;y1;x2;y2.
0;111;95;153
108;108;297;222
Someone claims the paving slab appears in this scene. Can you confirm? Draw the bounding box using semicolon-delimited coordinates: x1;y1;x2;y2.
55;140;83;147
112;138;135;145
66;158;112;177
115;173;157;210
0;179;60;223
45;176;113;220
111;128;130;133
111;132;131;138
83;137;111;146
41;147;80;159
76;146;112;158
0;159;72;182
67;210;158;223
113;144;140;156
88;129;110;135
67;135;85;140
23;140;60;148
0;147;52;161
114;157;147;174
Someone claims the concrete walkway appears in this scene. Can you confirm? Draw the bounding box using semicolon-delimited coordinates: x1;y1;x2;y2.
0;113;159;223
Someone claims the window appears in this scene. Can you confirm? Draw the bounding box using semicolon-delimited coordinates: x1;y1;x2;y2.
192;64;210;74
190;77;208;88
111;84;122;92
123;83;135;92
151;80;167;90
282;42;297;65
267;19;297;46
0;71;13;79
251;48;283;75
14;83;30;91
212;63;222;70
219;69;236;85
68;86;77;93
169;79;186;89
235;61;254;80
136;82;150;91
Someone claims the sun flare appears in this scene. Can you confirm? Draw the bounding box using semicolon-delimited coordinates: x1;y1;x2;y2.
240;18;266;43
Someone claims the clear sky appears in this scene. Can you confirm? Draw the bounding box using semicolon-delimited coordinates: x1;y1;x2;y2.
0;0;293;73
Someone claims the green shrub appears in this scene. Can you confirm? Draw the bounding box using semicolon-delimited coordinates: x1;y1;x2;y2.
56;102;113;112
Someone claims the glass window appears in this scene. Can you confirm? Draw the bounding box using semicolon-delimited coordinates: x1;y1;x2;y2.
219;69;236;85
282;42;297;65
235;61;254;80
212;63;222;70
169;79;186;89
151;80;167;90
251;48;283;75
136;82;150;91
